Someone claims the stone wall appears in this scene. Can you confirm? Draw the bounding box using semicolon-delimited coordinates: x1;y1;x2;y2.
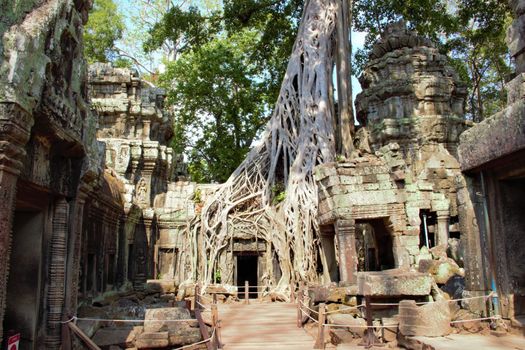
0;0;95;347
315;24;477;300
456;0;525;320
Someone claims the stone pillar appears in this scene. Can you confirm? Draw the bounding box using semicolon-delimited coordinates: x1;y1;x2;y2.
319;225;338;283
45;198;69;349
436;211;449;247
142;120;151;141
335;219;357;285
130;141;142;177
64;184;90;316
143;209;155;279
0;104;32;344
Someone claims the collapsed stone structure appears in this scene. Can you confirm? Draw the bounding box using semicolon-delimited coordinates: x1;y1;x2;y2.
1;0;525;348
314;23;477;300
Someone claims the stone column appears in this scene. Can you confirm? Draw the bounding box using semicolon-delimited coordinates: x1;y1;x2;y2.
436;211;449;247
0;103;32;344
142;120;151;141
319;225;338;283
45;198;69;349
335;219;357;285
143;209;155;279
64;185;89;316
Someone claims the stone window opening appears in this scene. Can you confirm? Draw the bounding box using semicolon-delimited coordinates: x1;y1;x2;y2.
419;210;437;248
355;219;395;272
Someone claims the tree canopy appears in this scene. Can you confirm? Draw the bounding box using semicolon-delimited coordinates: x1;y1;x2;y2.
83;0;125;64
146;0;304;182
137;0;512;181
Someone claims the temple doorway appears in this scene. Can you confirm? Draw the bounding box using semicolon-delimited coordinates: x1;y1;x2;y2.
498;178;525;318
236;254;258;298
355;219;395;271
4;183;49;349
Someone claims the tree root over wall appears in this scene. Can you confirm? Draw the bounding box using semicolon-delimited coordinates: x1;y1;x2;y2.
181;0;339;296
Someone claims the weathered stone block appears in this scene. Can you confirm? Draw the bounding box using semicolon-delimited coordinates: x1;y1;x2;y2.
357;270;432;296
399;300;451;337
143;307;193;333
92;328;135;348
135;332;169;349
327;314;366;337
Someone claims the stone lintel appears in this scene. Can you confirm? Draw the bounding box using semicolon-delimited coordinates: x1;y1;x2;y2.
459;99;525;171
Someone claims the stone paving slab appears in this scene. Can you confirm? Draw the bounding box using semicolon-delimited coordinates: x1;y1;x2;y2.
412;334;525;350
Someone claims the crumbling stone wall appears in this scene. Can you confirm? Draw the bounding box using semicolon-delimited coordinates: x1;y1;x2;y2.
0;0;95;347
83;63;213;294
315;24;476;300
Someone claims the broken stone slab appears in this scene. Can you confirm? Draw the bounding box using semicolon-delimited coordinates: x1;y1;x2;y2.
329;328;356;345
143;307;195;333
145;279;177;294
399;300;451;337
308;285;358;303
357;270;432;296
92;327;136;348
418;258;461;284
135;332;169;349
327;314;367;337
205;284;238;296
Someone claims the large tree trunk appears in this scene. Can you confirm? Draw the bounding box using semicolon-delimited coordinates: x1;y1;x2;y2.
181;0;340;294
335;0;354;157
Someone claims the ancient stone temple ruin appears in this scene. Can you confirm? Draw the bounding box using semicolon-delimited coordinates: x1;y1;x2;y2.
314;23;473;296
0;3;203;347
1;0;525;348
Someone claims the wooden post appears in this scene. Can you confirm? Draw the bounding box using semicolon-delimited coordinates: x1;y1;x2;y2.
363;295;379;348
68;323;101;350
211;303;222;349
314;303;326;349
297;285;303;328
244;280;249;304
61;316;72;350
290;283;296;303
213;293;218;305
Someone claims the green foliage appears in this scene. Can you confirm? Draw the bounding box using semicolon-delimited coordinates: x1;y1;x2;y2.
271;183;286;204
83;0;125;63
160;29;267;183
353;0;512;121
192;188;202;204
148;1;302;183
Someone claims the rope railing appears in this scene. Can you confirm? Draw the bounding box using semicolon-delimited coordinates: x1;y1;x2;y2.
194;283;223;350
295;286;502;350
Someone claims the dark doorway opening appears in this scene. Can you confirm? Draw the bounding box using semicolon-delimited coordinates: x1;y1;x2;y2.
4;210;45;349
355;219;395;271
236;254;258;298
499;178;525;317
